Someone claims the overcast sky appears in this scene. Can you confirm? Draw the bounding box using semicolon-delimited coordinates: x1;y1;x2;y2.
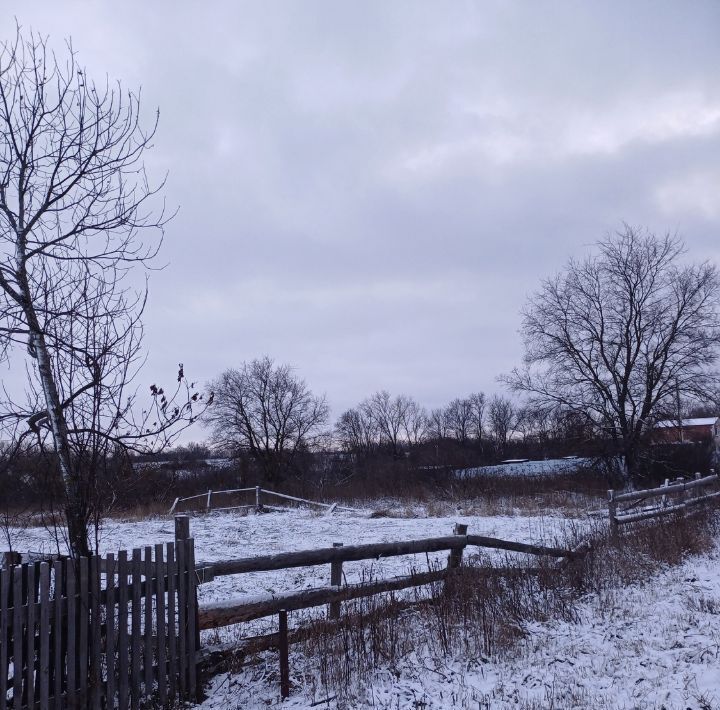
3;1;720;431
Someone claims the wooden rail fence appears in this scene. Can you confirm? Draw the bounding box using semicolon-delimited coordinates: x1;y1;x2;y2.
188;517;587;699
1;519;199;709
608;472;720;536
3;514;590;706
168;486;360;515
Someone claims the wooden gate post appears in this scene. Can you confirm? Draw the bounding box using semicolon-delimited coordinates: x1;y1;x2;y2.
255;486;262;512
329;543;343;620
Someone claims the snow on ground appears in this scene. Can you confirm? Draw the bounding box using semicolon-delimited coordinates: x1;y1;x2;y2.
456;457;593;478
7;508;576;610
8;507;582;643
200;538;720;709
10;506;719;708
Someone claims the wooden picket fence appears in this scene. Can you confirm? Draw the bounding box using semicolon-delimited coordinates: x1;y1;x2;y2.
0;523;199;709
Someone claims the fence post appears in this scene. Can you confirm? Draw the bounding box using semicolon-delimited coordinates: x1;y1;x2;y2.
206;489;213;511
661;478;669;508
175;515;190;542
255;486;262;512
608;490;618;540
329;543;343;620
1;551;20;568
447;523;468;570
279;609;290;699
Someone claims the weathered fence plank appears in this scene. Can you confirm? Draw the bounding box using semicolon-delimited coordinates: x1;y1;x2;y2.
155;543;168;706
13;566;22;706
105;553;117;709
39;563;51;709
52;559;63;710
79;555;89;706
117;550;130;710
131;548;142;710
2;540;197;710
0;567;9;710
177;535;187;696
66;561;77;704
144;546;154;696
166;542;178;704
26;562;37;709
90;555;102;709
186;538;198;699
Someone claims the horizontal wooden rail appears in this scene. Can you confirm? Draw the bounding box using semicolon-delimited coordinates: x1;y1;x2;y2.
609;473;720;535
466;535;576;558
616;490;720;524
613;474;718;503
208;536;466;577
175;488;257;503
205;533;578;579
259;489;359;512
199;569;448;629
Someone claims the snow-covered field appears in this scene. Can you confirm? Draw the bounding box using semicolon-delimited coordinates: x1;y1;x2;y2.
9;506;719;709
8;507;576;609
201;534;720;709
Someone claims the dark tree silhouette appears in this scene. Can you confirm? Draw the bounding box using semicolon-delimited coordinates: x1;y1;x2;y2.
504;227;720;479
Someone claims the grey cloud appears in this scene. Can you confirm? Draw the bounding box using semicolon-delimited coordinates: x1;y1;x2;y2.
3;0;720;422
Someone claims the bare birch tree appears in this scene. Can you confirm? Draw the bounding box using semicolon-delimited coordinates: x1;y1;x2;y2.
0;28;205;556
504;227;720;478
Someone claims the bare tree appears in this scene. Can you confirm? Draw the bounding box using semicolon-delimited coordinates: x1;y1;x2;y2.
337;391;427;455
504;227;720;478
335;406;377;455
364;391;406;456
445;397;474;445
400;397;428;446
205;357;329;483
488;394;515;451
427;407;451;440
0;28;205;557
468;392;486;443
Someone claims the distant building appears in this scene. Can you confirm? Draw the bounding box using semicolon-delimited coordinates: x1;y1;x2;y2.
651;417;720;446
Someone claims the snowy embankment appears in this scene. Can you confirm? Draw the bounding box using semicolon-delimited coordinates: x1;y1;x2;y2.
201;537;720;709
455;457;593;478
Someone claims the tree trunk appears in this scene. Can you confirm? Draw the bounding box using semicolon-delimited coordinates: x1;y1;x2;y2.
30;329;91;557
18;256;90;557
